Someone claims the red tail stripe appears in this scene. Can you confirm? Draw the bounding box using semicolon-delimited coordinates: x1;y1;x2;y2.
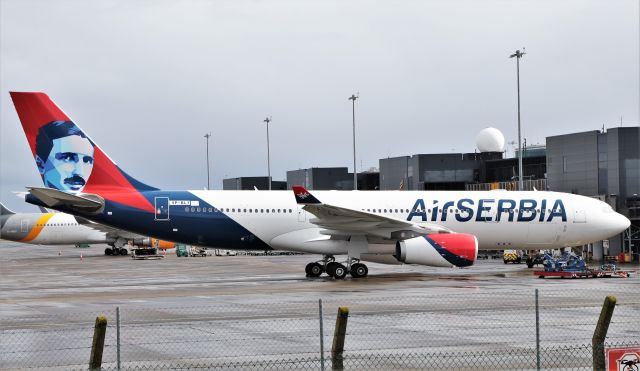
11;92;70;155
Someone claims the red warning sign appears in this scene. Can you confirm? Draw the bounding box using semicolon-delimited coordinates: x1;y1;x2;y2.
606;347;640;371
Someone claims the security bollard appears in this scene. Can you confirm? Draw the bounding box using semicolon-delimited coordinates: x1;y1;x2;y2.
89;315;108;370
592;295;616;371
331;307;349;371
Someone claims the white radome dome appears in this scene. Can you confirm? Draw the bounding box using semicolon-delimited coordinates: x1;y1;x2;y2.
476;127;505;152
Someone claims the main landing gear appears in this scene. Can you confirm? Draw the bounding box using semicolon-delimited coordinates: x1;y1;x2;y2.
104;247;128;256
305;255;369;279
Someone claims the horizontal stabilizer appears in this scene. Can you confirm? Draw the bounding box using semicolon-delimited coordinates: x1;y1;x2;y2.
27;187;104;212
0;202;15;215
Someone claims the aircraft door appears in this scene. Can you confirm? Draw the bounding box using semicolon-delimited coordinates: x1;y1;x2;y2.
20;219;29;233
297;206;306;222
573;209;586;223
154;197;170;221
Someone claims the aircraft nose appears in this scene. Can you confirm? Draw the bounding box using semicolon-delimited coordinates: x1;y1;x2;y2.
616;213;631;232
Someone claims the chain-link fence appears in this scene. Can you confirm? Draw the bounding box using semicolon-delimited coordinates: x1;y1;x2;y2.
2;285;638;370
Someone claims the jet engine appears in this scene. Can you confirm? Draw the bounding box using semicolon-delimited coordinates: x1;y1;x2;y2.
130;238;176;250
395;233;478;267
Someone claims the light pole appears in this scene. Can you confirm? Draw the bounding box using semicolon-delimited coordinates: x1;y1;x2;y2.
348;93;359;190
204;133;211;190
509;48;526;191
263;116;272;190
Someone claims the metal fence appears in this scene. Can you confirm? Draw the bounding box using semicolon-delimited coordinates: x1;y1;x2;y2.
2;285;639;370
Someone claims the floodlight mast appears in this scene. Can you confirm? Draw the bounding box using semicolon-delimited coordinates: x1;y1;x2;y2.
510;48;526;191
263;116;272;190
204;133;212;190
348;93;359;190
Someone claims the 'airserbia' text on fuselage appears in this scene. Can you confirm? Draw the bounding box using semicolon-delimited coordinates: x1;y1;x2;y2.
407;198;567;223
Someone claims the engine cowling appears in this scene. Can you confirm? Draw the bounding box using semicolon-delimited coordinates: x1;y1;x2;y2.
395;233;478;267
130;238;176;250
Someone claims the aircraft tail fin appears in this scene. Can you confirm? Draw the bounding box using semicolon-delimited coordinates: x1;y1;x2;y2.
0;202;15;216
10;92;156;213
292;186;322;205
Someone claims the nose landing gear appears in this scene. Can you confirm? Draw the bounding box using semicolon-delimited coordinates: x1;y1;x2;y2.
305;256;368;279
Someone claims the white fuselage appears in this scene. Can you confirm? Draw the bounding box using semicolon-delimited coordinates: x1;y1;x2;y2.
0;212;107;245
173;189;628;255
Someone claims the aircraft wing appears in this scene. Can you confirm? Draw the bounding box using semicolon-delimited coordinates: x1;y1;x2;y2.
26;187;104;212
292;186;451;240
73;216;140;239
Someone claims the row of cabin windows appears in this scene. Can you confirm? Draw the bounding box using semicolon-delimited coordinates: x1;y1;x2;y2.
185;207;294;214
35;223;77;227
183;206;561;215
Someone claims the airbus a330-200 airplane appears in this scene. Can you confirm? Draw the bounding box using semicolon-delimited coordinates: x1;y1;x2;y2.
0;202;176;255
10;92;631;279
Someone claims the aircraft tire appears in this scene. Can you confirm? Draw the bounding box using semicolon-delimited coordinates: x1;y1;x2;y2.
119;248;128;256
308;263;323;277
332;264;347;279
326;262;338;277
105;248;113;256
351;263;368;278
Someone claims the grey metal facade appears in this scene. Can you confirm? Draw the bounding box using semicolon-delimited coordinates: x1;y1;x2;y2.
380;154;484;190
547;127;639;214
223;177;286;190
547;127;639;258
286;167;352;190
379;156;410;190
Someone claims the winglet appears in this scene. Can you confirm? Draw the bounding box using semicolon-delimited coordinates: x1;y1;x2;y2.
292;186;321;204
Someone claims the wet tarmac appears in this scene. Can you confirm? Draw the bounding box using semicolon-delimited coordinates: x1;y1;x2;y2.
1;242;639;370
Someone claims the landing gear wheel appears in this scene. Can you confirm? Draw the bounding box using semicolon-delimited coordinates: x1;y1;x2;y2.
105;248;113;256
350;263;368;278
119;248;128;256
307;263;323;277
325;262;338;277
306;262;323;277
332;263;347;279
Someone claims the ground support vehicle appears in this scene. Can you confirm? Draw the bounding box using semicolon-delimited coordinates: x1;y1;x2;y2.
595;263;632;278
525;253;545;268
534;254;632;278
176;245;189;257
189;246;208;257
131;247;163;260
503;250;522;264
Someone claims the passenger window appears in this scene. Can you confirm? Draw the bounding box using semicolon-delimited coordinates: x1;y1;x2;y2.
260;209;264;213
191;207;195;212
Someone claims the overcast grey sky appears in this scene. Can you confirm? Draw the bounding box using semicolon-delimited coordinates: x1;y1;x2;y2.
1;0;638;211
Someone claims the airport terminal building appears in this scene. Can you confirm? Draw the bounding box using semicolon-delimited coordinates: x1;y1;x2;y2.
222;126;638;261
